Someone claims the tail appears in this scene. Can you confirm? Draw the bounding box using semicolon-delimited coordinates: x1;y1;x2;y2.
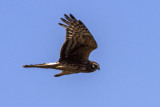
23;62;62;69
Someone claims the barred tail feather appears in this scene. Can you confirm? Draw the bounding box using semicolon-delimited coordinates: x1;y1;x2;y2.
23;62;61;69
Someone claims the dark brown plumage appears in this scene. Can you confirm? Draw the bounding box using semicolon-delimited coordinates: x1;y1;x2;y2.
23;14;100;77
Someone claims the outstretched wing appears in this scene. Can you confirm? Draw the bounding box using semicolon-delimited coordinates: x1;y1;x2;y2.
58;14;97;61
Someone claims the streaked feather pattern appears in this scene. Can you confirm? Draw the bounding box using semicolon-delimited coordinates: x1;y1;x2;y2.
23;14;99;77
59;14;97;61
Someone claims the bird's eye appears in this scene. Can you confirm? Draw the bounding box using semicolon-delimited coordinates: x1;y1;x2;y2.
92;64;96;68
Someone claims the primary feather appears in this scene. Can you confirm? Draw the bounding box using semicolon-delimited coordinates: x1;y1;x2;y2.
23;14;100;77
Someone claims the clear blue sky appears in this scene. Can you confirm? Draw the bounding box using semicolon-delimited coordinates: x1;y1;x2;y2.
0;0;160;107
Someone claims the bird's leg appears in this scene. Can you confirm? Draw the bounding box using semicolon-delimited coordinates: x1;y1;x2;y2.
54;71;77;77
54;72;65;77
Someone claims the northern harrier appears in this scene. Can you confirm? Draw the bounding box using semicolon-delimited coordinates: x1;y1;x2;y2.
23;14;100;77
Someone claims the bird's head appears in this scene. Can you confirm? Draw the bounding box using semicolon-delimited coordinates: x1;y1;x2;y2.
90;61;100;72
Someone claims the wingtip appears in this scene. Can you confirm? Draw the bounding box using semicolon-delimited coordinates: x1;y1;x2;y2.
60;18;64;21
64;14;67;17
69;13;73;16
58;23;62;25
58;23;68;28
69;14;76;19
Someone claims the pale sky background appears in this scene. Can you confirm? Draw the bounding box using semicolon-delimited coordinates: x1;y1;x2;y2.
0;0;160;107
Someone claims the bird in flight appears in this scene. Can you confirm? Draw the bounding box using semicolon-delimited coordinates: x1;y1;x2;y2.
23;14;100;77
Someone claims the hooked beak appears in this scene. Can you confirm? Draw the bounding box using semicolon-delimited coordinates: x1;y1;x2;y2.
98;67;100;70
